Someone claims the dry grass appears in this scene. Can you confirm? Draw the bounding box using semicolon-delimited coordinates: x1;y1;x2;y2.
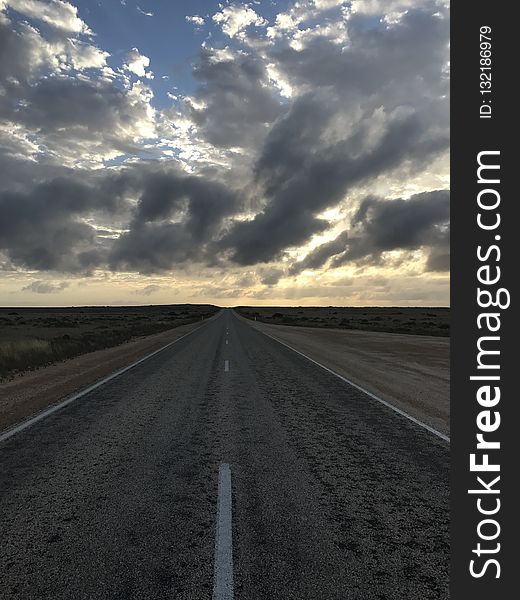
237;306;450;336
0;304;219;379
0;339;54;374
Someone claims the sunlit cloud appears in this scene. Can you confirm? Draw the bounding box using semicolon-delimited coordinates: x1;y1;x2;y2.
0;0;449;306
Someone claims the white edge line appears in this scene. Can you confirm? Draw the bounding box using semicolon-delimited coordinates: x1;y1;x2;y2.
213;463;234;600
0;313;222;444
250;322;450;444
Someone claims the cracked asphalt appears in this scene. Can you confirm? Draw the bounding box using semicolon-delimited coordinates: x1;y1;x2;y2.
0;309;449;599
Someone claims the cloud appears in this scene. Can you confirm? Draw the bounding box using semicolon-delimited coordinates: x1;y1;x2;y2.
0;175;131;272
109;222;200;274
0;0;450;306
291;190;449;274
133;170;239;230
6;77;156;167
246;273;448;305
0;10;152;168
186;15;205;27
0;14;107;93
0;17;57;89
21;280;69;293
290;231;349;274
110;167;241;273
221;102;447;265
211;3;449;267
212;4;267;39
260;268;285;286
123;47;153;79
19;78;136;132
272;8;449;98
0;182;100;272
66;39;109;70
0;154;242;274
189;46;284;148
425;243;449;272
331;190;450;269
136;6;153;18
133;284;161;296
267;0;346;40
5;0;92;34
349;0;425;17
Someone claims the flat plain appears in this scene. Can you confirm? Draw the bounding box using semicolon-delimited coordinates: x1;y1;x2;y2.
236;306;450;336
0;304;219;380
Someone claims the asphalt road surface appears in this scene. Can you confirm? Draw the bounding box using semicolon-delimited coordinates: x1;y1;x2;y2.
0;310;449;600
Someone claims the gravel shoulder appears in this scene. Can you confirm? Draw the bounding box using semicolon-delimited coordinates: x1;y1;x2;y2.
243;316;450;436
0;320;206;432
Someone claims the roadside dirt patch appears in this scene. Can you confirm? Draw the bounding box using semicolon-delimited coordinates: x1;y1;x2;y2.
0;321;204;432
247;319;449;436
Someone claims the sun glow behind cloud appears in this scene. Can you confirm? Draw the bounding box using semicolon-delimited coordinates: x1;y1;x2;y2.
0;0;449;306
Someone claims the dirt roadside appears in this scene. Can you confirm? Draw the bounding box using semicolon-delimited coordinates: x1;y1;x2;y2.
0;320;207;432
245;317;450;436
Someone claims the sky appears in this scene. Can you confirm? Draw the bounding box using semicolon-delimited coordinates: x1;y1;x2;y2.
0;0;450;307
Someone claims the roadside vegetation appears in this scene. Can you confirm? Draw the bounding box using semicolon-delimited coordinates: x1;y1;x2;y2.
0;304;219;380
236;306;450;337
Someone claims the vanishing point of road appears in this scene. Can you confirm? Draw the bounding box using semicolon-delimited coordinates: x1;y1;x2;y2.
0;310;449;599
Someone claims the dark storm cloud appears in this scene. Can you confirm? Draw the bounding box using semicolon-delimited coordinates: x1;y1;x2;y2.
19;78;131;132
189;47;284;148
109;222;197;273
0;1;450;281
351;190;449;253
289;231;349;275
259;268;285;286
271;9;449;100
288;190;450;274
0;163;241;273
108;167;241;273
0;148;73;195
331;190;449;270
220;105;448;265
134;170;239;239
424;227;450;272
0;177;123;271
425;248;449;272
206;5;449;267
218;207;329;266
253;92;337;194
9;76;154;162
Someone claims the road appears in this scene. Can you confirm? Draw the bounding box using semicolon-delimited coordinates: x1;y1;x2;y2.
0;310;449;600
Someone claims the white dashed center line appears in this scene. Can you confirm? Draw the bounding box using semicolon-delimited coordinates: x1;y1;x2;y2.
213;463;234;600
224;360;229;372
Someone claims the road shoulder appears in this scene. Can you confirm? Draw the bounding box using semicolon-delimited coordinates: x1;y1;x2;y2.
0;320;205;432
242;316;449;436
